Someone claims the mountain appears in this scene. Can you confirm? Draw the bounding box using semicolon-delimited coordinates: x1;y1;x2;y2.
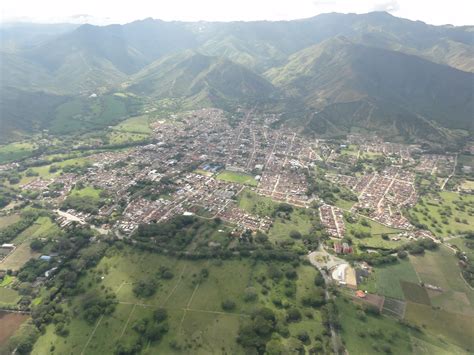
266;37;474;138
0;12;473;142
128;51;278;107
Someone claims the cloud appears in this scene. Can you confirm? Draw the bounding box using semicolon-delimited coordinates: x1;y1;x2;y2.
373;0;400;12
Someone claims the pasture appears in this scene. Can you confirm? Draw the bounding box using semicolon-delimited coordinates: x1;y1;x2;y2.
410;191;474;237
32;249;326;354
404;302;474;351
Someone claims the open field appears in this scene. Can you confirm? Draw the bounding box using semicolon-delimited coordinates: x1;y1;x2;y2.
410;192;474;237
216;171;257;186
1;243;40;271
359;259;419;299
400;281;431;305
112;115;152;134
336;297;413;354
13;216;60;244
32;249;328;354
0;312;29;346
70;186;102;199
448;236;474;260
0;142;36;164
237;189;277;217
0;214;20;229
410;248;474;316
344;216;404;249
0;287;21;307
405;302;474;351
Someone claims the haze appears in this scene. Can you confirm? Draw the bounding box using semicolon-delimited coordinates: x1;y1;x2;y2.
1;0;473;26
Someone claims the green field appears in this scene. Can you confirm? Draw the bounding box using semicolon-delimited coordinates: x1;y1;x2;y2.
336;297;413;354
237;189;278;217
448;236;474;260
216;171;257;186
13;216;60;244
0;287;20;307
112;115;152;134
410;248;474;316
0;142;36;164
344;215;403;249
70;186;102;199
31;248;330;354
410;192;474;237
405;302;474;351
0;214;21;229
359;259;419;299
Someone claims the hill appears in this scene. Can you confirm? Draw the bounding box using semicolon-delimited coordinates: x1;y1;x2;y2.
128;51;278;108
266;38;474;139
0;12;473;141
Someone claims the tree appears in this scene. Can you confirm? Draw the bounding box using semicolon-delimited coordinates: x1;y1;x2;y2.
222;299;236;311
286;308;302;322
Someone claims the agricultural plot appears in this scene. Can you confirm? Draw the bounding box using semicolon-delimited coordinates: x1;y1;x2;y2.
359;259;419;300
410;248;474;316
400;281;430;305
381;297;405;319
216;171;257;186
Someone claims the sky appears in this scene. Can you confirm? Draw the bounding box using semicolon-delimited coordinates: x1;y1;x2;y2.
1;0;473;26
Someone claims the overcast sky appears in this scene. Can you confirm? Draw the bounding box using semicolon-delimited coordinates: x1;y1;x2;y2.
1;0;473;26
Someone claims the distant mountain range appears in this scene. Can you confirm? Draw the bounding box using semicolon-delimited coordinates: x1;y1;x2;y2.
1;12;473;142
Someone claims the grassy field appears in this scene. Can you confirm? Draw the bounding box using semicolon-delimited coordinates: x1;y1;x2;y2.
0;214;21;229
70;186;102;199
336;297;413;354
410;247;474;316
0;287;21;307
448;236;474;260
32;248;329;354
405;302;474;351
0;142;36;164
216;171;257;186
237;189;278;217
2;217;58;271
410;192;474;237
13;216;60;244
112;115;152;134
344;216;404;249
359;259;419;299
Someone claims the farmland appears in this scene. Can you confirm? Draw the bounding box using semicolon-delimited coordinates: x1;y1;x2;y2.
31;248;329;354
359;259;419;299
